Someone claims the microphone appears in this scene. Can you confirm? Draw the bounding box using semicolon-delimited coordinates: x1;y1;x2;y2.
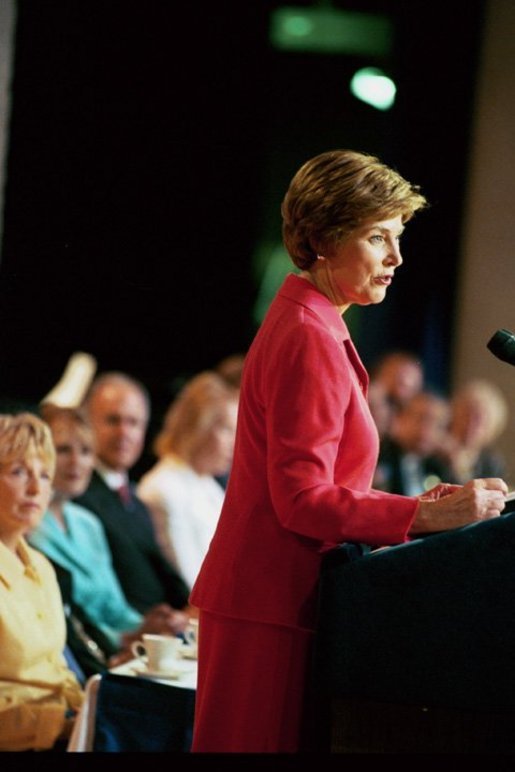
487;329;515;366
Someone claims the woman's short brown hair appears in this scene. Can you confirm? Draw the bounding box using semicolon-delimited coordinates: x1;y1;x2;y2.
0;412;56;474
281;149;428;269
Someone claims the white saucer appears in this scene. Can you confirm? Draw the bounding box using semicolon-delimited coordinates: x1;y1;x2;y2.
134;667;180;680
179;644;198;660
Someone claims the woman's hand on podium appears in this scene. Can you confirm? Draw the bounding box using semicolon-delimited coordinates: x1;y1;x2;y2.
409;477;508;535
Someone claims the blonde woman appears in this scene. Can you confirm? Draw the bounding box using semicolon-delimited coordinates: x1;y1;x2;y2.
138;371;238;590
0;413;83;752
443;379;509;484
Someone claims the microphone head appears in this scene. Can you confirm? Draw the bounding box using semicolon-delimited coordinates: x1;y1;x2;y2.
487;328;515;365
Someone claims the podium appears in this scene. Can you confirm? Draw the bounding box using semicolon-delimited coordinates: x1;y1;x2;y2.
313;513;515;753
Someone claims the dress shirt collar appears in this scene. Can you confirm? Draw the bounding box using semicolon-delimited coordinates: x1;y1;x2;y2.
278;273;350;342
0;538;41;589
94;461;129;492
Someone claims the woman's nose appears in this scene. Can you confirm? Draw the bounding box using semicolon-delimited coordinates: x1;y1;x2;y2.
26;474;40;493
386;240;403;266
69;448;83;465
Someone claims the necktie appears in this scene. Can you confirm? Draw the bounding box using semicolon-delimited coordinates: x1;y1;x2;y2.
117;483;132;507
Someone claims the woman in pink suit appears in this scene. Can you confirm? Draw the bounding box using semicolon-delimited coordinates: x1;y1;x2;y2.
189;149;508;753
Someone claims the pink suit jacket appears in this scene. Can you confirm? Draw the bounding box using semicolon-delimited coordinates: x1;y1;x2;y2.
190;274;418;631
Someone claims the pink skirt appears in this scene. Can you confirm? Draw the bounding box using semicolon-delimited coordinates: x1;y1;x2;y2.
191;610;315;753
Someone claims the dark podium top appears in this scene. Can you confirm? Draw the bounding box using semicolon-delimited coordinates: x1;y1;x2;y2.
314;512;515;712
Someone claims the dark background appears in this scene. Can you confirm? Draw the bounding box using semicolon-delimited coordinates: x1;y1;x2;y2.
0;0;487;424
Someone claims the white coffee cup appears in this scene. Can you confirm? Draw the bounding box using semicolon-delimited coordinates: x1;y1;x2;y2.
130;634;181;672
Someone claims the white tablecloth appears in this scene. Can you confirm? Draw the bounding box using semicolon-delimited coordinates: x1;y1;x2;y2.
112;652;197;689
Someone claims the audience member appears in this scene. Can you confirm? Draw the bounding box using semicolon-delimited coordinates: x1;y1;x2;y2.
28;404;187;677
374;391;453;495
370;350;425;416
0;413;83;752
138;371;239;590
214;352;246;389
441;378;509;484
213;353;245;488
367;379;394;440
74;372;191;620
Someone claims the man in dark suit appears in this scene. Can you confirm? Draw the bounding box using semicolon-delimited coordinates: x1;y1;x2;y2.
373;390;454;495
75;372;191;622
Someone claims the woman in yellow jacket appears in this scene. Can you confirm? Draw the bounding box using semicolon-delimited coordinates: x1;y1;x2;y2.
0;412;83;752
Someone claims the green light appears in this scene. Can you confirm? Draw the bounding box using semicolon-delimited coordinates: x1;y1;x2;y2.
350;67;396;110
252;242;295;326
270;7;393;57
284;15;313;37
